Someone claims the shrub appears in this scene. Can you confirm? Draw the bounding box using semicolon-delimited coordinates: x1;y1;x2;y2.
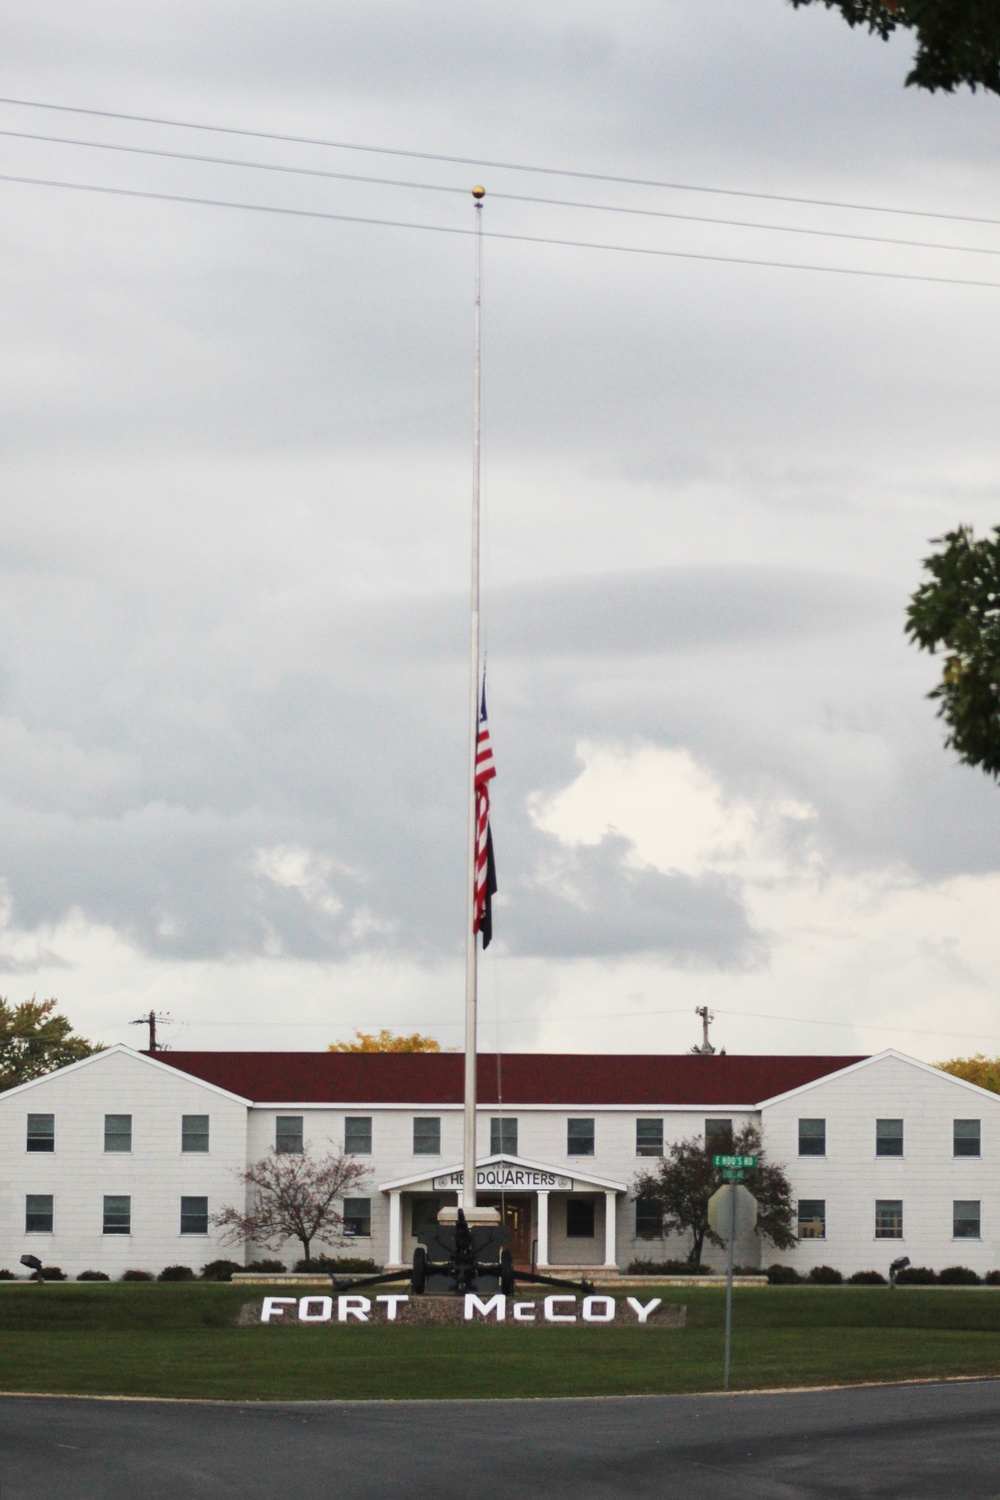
767;1264;802;1285
849;1270;887;1285
76;1270;110;1282
938;1265;981;1285
40;1267;66;1281
246;1259;287;1273
894;1265;937;1285
984;1270;1000;1286
121;1269;154;1282
627;1259;711;1276
808;1265;843;1285
294;1256;380;1274
157;1265;195;1282
0;1268;17;1280
200;1260;243;1283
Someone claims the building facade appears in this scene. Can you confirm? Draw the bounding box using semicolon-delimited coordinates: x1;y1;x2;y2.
0;1045;997;1279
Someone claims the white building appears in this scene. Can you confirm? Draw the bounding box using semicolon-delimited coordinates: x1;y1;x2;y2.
0;1044;997;1279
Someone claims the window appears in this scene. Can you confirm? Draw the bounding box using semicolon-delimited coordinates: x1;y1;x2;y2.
875;1199;903;1239
954;1200;981;1239
275;1116;304;1154
103;1195;131;1235
104;1114;132;1153
567;1118;595;1157
180;1196;209;1235
954;1119;981;1158
566;1198;596;1238
798;1119;826;1157
413;1117;441;1155
705;1119;733;1155
25;1113;55;1153
634;1198;662;1239
411;1196;441;1236
798;1199;826;1239
490;1117;517;1155
25;1194;53;1233
182;1115;209;1153
343;1198;372;1238
345;1117;372;1155
636;1119;664;1157
876;1119;903;1157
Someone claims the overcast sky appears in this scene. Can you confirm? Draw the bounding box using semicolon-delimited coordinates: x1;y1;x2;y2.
2;0;1000;1061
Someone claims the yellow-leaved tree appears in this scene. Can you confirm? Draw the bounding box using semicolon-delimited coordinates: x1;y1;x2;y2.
938;1055;1000;1094
329;1029;442;1054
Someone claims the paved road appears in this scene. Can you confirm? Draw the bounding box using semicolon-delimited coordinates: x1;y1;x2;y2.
2;1380;999;1498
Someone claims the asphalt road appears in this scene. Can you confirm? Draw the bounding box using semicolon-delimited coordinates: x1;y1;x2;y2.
2;1380;999;1498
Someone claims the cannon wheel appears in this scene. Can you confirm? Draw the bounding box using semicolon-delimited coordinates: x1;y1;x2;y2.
500;1247;515;1298
411;1245;427;1295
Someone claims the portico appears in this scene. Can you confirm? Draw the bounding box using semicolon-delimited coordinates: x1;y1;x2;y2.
379;1155;627;1273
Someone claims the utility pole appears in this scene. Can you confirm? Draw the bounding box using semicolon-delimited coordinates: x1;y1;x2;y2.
692;1005;723;1056
130;1011;170;1053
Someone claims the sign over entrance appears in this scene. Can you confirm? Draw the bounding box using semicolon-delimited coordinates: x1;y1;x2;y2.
432;1162;574;1191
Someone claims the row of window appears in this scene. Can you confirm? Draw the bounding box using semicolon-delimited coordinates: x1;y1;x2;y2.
797;1118;983;1158
25;1114;211;1154
23;1196;375;1238
796;1198;983;1241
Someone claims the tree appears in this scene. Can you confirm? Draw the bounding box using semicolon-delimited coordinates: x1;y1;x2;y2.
906;526;1000;779
788;1;1000;96
213;1145;371;1266
633;1125;796;1267
329;1029;443;1053
0;997;101;1092
938;1054;1000;1092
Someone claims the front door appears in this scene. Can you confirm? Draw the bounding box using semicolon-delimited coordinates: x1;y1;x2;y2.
480;1195;533;1266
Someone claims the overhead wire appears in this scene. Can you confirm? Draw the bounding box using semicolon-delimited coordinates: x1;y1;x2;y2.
2;172;1000;290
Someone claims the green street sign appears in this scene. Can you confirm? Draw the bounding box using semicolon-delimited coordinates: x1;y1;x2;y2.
712;1154;757;1169
723;1169;745;1181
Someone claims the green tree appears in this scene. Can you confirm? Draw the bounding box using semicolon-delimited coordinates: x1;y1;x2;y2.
906;526;1000;779
329;1029;443;1053
788;1;1000;96
938;1053;1000;1092
633;1124;796;1267
0;997;101;1092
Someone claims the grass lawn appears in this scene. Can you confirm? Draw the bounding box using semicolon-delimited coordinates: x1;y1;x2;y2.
2;1283;1000;1401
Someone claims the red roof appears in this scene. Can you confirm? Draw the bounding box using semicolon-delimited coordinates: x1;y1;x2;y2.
152;1051;864;1106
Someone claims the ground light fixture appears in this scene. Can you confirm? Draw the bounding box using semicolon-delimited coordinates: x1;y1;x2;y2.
19;1253;43;1282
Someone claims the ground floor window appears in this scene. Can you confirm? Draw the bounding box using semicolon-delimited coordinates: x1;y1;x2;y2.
875;1199;903;1239
797;1200;826;1239
103;1195;131;1235
566;1197;596;1238
954;1200;981;1239
180;1196;209;1235
25;1194;53;1233
343;1197;372;1238
634;1198;662;1239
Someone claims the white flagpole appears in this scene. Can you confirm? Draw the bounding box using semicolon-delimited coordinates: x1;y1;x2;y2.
463;185;485;1212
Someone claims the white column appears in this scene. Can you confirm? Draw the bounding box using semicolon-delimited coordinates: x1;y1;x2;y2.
536;1190;550;1269
388;1191;402;1269
603;1191;618;1268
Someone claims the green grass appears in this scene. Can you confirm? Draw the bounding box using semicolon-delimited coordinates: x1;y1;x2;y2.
2;1284;1000;1401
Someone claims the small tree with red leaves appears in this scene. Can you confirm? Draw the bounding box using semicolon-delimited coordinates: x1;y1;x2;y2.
214;1145;371;1267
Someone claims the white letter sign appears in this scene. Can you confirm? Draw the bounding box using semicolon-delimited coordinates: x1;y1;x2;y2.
464;1294;506;1321
512;1301;536;1322
626;1297;662;1324
581;1296;615;1323
337;1295;371;1323
260;1296;296;1323
298;1296;333;1323
543;1296;577;1323
376;1295;409;1321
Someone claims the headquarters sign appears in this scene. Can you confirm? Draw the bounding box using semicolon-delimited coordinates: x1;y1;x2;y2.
432;1165;574;1191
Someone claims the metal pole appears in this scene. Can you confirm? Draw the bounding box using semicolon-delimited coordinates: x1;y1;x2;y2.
723;1181;735;1390
462;187;485;1212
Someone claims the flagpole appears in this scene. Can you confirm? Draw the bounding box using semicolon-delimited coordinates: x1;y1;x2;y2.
463;185;485;1213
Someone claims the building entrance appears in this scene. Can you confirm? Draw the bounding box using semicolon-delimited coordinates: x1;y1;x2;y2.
479;1194;533;1266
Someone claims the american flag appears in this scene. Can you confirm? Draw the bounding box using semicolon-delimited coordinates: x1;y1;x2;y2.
473;678;497;948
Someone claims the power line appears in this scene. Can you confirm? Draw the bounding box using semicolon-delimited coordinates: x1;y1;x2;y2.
0;94;995;229
2;127;999;260
3;171;1000;290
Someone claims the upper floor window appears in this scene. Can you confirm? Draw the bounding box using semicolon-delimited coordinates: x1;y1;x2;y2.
876;1119;903;1157
798;1199;826;1239
413;1117;441;1155
566;1197;596;1237
798;1119;826;1156
343;1198;372;1237
345;1117;372;1155
705;1119;733;1156
954;1119;981;1158
180;1196;209;1235
567;1118;595;1157
182;1115;210;1153
490;1117;517;1155
636;1119;663;1157
275;1116;304;1154
104;1114;132;1153
103;1195;131;1235
26;1114;54;1153
954;1200;981;1239
25;1194;53;1233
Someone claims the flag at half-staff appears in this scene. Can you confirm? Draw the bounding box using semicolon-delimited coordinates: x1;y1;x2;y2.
473;678;498;948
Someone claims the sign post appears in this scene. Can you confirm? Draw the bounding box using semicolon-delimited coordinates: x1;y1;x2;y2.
709;1155;758;1391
